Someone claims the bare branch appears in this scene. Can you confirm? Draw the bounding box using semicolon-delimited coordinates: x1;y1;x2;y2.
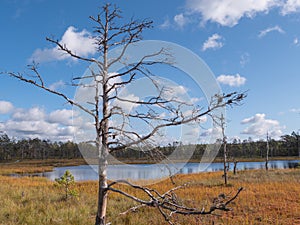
46;37;100;65
106;47;168;86
108;180;243;223
5;71;95;117
109;96;227;152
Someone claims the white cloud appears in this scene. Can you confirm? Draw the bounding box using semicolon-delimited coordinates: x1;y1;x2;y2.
154;79;189;101
258;25;285;38
293;37;299;45
0;106;89;141
217;74;246;87
174;13;188;28
176;85;188;95
0;101;14;114
159;17;171;29
113;93;140;112
49;80;65;91
30;26;97;63
184;127;201;137
281;0;300;15
200;127;222;140
186;0;278;27
202;34;224;51
241;113;284;138
74;72;122;107
190;97;204;104
12;107;45;121
48;109;74;126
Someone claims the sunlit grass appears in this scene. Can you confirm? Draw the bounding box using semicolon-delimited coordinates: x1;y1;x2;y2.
0;168;299;224
0;159;86;175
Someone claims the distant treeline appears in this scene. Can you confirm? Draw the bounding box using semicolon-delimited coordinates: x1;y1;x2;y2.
0;132;299;161
0;134;81;160
114;132;300;160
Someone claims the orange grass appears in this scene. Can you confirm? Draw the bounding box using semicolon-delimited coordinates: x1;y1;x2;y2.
0;169;299;225
0;159;87;175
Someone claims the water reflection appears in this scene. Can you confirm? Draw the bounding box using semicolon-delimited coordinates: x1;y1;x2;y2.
40;160;299;181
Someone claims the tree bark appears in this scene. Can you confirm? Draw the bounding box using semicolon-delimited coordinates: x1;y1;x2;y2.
265;133;269;171
233;159;238;175
96;14;109;224
223;140;228;185
95;153;108;225
221;114;228;185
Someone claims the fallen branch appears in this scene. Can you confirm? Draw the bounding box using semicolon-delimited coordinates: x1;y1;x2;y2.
110;180;243;224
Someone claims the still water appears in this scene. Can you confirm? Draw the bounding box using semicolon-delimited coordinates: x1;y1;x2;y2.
41;160;299;181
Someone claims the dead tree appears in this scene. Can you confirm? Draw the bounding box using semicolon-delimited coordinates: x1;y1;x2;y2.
265;132;270;171
220;114;228;185
233;159;238;175
2;4;246;225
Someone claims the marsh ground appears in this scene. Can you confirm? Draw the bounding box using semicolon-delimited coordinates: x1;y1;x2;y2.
0;162;299;225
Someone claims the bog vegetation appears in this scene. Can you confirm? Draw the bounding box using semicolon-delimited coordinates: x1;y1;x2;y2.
0;168;299;225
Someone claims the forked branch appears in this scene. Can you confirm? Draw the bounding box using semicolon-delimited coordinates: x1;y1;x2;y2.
108;180;243;224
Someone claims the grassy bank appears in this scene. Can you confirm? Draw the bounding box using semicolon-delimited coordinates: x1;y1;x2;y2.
0;167;299;224
0;156;298;175
0;159;87;175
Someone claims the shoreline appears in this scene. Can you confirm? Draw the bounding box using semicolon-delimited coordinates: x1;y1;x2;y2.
0;156;299;175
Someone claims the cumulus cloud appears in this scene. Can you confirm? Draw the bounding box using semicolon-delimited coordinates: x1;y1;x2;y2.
199;127;223;144
30;26;97;63
174;13;189;28
186;0;277;27
0;106;88;141
202;34;223;51
182;0;300;27
0;101;14;114
241;113;284;138
217;74;246;87
12;107;45;121
258;25;285;38
48;109;74;126
281;0;300;15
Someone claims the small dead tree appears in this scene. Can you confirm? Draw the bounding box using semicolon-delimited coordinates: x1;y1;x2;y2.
2;4;246;225
265;132;270;171
233;159;238;175
220;114;228;185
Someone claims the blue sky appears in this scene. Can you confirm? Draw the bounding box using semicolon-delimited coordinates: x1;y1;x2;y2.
0;0;299;142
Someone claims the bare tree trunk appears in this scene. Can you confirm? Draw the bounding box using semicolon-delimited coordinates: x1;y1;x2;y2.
95;97;109;225
96;150;108;225
265;132;269;171
95;18;109;224
233;159;238;175
220;114;228;185
223;140;228;185
297;132;300;157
